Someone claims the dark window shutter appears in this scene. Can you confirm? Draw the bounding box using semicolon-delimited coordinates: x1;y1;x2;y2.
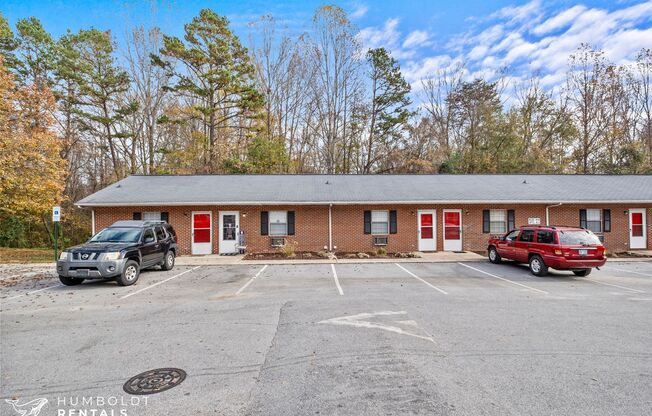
389;210;397;234
161;212;169;223
507;209;515;231
364;210;371;234
261;211;269;236
287;211;295;235
133;212;142;220
482;210;490;233
579;209;587;229
603;209;611;232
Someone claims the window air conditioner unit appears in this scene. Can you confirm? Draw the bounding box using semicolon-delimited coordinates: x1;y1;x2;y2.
271;237;286;247
373;236;388;246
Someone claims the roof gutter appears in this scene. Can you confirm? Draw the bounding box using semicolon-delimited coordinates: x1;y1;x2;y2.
546;203;563;226
76;200;652;208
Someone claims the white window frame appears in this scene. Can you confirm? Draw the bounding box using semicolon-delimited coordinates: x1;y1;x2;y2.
371;210;389;235
142;211;161;221
269;211;288;236
586;209;602;233
489;209;507;234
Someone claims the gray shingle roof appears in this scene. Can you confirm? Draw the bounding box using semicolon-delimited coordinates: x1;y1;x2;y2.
76;174;652;206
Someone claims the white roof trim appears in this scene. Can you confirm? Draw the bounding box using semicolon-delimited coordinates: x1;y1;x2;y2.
77;200;652;207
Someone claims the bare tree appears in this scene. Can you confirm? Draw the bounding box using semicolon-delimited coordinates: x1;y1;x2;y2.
308;5;362;173
123;26;170;174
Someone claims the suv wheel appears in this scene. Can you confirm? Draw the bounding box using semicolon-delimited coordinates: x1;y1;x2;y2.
116;260;140;286
59;275;84;286
529;255;548;276
488;246;502;264
161;251;175;271
573;269;592;277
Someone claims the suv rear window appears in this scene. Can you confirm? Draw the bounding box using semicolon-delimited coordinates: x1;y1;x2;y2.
537;231;554;244
155;225;167;241
519;230;535;242
558;230;601;245
164;224;176;239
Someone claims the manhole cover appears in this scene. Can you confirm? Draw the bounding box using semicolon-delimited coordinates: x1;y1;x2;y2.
123;368;186;395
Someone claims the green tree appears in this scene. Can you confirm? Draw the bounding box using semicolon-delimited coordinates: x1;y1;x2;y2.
0;14;19;72
361;47;413;173
446;79;503;172
13;17;55;88
57;29;132;182
223;136;289;173
153;9;263;172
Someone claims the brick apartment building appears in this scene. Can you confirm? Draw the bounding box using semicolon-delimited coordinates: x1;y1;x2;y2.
76;175;652;255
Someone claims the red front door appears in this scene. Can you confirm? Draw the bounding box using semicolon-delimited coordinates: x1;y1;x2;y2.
443;209;462;251
192;212;212;255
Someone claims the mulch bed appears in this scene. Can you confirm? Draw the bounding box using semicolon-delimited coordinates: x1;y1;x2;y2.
243;251;328;260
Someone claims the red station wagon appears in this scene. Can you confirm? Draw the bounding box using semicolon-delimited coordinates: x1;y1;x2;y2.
487;225;607;277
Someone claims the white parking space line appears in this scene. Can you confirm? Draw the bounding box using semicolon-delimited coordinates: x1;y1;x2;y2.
586;279;646;293
3;284;65;301
331;264;343;295
457;262;548;295
605;266;652;278
120;266;201;300
235;265;268;295
395;264;448;295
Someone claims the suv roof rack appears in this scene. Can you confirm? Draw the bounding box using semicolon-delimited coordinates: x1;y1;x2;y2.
111;220;166;227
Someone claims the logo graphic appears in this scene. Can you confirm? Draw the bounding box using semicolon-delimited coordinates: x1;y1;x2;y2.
5;398;48;416
81;253;89;260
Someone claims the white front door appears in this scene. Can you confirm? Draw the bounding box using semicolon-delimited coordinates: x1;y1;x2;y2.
191;211;212;255
418;210;436;251
443;209;463;251
629;208;647;249
219;211;239;254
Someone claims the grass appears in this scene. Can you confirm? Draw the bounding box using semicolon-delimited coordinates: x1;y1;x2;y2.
0;247;54;263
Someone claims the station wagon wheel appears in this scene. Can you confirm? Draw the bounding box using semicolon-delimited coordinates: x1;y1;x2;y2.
117;260;140;286
488;246;501;264
529;255;548;277
162;251;175;271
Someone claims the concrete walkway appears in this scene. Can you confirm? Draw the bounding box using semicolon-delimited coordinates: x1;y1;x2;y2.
176;251;485;266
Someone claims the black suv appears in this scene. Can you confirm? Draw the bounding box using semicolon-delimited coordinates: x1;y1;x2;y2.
56;220;178;286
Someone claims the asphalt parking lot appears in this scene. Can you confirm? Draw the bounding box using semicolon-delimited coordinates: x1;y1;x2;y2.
1;260;652;416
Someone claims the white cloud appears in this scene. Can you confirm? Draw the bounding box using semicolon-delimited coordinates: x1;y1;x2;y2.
358;17;401;50
396;0;652;96
350;4;368;20
358;18;433;59
531;5;587;36
402;30;430;49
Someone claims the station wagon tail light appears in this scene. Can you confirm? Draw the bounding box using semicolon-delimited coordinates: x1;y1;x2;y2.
554;249;563;255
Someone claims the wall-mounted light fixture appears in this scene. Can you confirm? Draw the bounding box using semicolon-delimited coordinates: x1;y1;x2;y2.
623;210;628;215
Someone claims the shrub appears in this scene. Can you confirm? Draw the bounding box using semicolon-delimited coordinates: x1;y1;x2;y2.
376;247;387;257
280;240;297;258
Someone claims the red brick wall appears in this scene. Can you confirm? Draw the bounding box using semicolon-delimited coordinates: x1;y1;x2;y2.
93;203;652;255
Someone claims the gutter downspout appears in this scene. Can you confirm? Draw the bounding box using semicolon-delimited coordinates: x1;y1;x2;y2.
91;209;95;235
546;203;562;225
328;204;333;251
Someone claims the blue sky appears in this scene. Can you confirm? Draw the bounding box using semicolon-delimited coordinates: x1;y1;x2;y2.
2;0;652;92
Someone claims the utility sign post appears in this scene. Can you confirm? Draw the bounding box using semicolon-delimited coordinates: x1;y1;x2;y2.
53;206;61;261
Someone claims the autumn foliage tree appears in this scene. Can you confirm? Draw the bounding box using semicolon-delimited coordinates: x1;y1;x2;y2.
0;57;66;245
